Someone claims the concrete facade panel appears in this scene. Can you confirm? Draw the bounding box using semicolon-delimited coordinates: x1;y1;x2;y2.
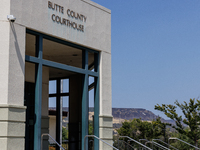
0;0;10;21
0;138;7;150
1;0;112;149
8;107;26;122
49;116;56;140
99;128;113;140
42;66;49;116
99;115;113;150
99;115;113;128
100;52;112;116
7;122;25;137
0;107;26;122
0;122;8;136
8;23;25;105
0;108;9;121
7;138;25;150
0;105;26;149
10;0;111;53
99;139;113;150
0;22;10;104
41;116;50;150
25;62;35;83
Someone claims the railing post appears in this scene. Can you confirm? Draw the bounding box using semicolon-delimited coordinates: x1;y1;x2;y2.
169;137;200;150
84;135;119;150
117;137;119;150
118;136;152;150
41;133;65;150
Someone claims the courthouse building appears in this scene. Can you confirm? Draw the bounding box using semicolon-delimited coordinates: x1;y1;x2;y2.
0;0;112;149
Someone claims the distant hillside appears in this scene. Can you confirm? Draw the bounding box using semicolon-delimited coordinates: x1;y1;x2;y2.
49;107;174;127
112;108;158;121
89;107;167;121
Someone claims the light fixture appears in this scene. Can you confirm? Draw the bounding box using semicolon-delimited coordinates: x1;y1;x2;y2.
7;15;16;22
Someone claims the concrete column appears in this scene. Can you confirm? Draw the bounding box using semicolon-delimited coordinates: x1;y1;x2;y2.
41;66;50;150
99;52;113;150
0;18;26;150
99;115;113;150
0;105;26;150
69;74;82;150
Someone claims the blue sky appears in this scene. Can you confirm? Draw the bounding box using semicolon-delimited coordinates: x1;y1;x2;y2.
91;0;200;119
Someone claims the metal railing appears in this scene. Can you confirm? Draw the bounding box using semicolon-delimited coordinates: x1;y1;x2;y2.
118;136;152;150
118;140;135;150
138;139;151;150
143;141;168;150
152;141;170;150
169;137;200;150
84;135;119;150
41;133;65;150
153;139;178;150
139;139;149;143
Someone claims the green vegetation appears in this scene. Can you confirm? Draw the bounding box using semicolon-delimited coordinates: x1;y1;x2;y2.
116;98;200;149
169;130;193;150
155;98;200;147
89;121;93;135
116;117;168;141
62;127;68;140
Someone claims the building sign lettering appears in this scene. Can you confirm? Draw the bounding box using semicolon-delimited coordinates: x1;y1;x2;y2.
48;1;86;32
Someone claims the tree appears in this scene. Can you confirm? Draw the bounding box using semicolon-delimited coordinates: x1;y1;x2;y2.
88;121;93;135
132;119;153;140
116;118;173;149
88;121;94;150
117;118;164;141
62;127;68;140
117;120;132;138
155;98;200;147
117;119;154;149
169;129;193;150
152;117;171;142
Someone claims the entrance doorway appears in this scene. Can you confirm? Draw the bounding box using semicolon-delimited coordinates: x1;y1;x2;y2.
24;82;35;150
24;29;100;150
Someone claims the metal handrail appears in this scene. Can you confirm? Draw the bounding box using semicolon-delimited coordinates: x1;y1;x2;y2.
84;135;119;150
118;136;152;150
139;139;149;143
169;137;200;150
144;141;167;150
152;141;170;150
145;141;152;146
139;139;150;150
41;133;65;150
153;139;178;150
118;140;135;150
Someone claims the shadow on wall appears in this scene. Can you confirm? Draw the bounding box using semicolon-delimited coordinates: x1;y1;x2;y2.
10;22;24;74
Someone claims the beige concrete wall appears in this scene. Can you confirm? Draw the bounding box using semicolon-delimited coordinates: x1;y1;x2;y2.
0;21;10;104
100;52;112;116
0;22;25;106
99;115;113;150
0;0;112;149
0;0;10;21
10;0;111;53
8;23;26;105
99;51;113;149
42;66;50;116
49;116;56;141
0;2;26;147
0;105;26;150
41;67;50;150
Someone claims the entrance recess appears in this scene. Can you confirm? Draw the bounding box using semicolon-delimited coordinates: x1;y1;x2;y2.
24;29;100;150
24;82;35;150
